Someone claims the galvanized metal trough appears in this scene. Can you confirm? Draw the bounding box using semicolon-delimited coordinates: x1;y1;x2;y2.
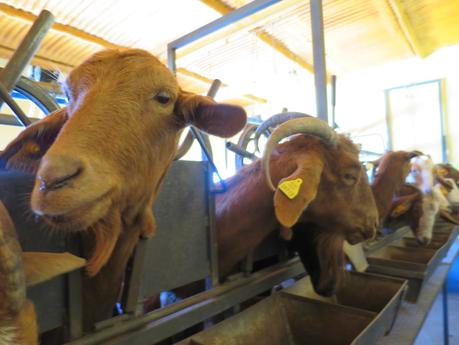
366;222;458;303
283;271;407;337
177;292;379;345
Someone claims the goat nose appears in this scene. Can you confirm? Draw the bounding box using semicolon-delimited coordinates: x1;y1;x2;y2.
37;154;83;192
362;227;375;240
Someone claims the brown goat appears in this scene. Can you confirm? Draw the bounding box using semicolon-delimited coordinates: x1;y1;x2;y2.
435;163;459;182
371;150;421;221
142;118;378;313
286;150;420;296
0;48;246;329
388;156;442;244
216;118;378;294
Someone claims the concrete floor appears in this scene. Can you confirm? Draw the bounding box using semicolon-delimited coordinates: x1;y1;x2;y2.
415;255;459;345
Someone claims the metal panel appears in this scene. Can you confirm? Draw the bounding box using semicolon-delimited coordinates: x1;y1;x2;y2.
65;259;305;345
140;161;212;296
0;169;81;333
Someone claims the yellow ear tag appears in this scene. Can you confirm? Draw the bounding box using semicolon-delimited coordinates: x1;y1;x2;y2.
279;178;303;199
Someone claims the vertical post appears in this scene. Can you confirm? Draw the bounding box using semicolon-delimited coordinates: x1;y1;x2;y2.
167;45;176;74
206;163;220;287
0;10;54;91
330;74;337;128
442;281;450;345
68;270;83;340
310;0;328;122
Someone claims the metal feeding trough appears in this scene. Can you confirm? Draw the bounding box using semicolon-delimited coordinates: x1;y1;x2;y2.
284;272;407;337
366;245;443;303
177;293;379;345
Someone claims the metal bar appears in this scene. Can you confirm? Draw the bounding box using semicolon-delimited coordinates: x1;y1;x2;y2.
167;45;176;73
168;0;281;51
330;74;337;128
123;239;149;315
0;114;40;126
68;270;84;340
0;82;31;126
384;90;393;150
442;280;449;345
206;163;220;287
438;80;448;163
309;0;328;121
0;9;54;91
225;142;258;161
206;79;222;98
64;258;304;345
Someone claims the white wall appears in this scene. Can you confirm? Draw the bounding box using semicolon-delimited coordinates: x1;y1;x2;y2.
334;44;459;166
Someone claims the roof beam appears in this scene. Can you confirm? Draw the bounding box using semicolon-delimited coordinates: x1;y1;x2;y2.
0;4;265;105
0;4;120;50
199;0;315;74
385;0;428;57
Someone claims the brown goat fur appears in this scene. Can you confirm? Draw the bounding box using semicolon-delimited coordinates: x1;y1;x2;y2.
0;48;246;329
286;150;419;296
435;163;459;182
216;133;378;290
371;150;420;221
389;184;424;236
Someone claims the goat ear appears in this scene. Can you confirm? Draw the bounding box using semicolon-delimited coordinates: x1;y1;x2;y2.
407;150;423;160
274;154;324;227
439;209;459;225
390;194;418;218
0;108;67;173
176;91;246;138
23;252;86;286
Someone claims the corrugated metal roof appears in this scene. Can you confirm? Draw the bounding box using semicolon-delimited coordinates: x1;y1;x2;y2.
1;0;459;108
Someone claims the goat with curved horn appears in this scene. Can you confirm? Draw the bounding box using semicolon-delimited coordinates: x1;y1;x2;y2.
253;112;312;152
262;117;339;191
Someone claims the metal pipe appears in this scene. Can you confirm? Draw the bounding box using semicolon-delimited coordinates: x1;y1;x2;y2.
166;45;176;73
65;258;304;345
331;74;337;128
168;0;281;51
309;0;328;121
0;10;54;92
206;79;222;99
443;281;449;345
226;142;258;161
0;82;31;126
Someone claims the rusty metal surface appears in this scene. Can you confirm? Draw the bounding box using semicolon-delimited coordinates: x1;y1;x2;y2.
178;293;377;345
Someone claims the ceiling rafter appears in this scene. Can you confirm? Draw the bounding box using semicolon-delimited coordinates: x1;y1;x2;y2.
384;0;428;57
199;0;315;75
0;4;265;104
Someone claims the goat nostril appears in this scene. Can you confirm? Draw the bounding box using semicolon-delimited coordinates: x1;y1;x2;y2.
39;168;82;191
37;154;84;192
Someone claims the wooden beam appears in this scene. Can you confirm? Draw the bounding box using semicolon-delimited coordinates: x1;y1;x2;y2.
242;93;267;104
385;0;428;57
0;4;120;50
254;29;315;74
0;3;266;104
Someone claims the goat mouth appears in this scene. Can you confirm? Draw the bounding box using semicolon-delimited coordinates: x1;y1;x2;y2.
39;191;112;229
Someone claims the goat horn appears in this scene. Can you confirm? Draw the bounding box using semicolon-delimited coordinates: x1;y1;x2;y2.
0;202;26;319
254;112;312;152
262;117;338;191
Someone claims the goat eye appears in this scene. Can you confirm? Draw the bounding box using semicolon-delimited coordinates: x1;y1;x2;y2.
343;172;358;185
154;91;171;104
